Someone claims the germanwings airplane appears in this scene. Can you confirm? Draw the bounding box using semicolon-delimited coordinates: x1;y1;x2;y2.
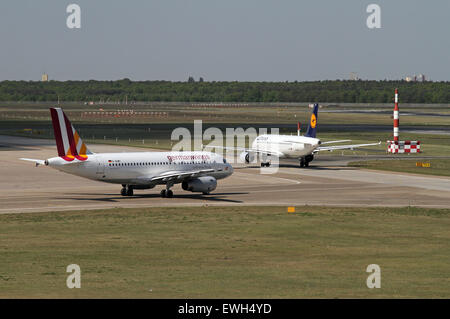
20;108;233;197
206;104;380;167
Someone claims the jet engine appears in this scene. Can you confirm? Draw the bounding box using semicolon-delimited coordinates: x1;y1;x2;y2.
182;176;217;193
239;151;255;164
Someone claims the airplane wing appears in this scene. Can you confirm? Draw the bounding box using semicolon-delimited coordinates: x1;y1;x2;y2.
315;141;381;152
202;145;284;157
132;168;218;185
320;140;352;145
19;158;46;166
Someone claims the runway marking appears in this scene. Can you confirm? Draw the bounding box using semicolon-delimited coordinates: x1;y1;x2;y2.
233;171;301;184
3;135;450;214
272;167;450;192
220;183;389;193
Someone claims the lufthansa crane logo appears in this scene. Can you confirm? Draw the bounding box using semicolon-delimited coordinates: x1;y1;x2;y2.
310;114;317;128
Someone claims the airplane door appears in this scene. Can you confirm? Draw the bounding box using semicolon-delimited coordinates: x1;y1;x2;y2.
258;138;268;152
291;143;305;156
96;158;106;177
256;138;267;162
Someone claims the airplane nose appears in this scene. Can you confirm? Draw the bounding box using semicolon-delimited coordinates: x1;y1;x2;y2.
315;140;321;148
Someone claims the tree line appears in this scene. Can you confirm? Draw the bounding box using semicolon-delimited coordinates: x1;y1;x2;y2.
0;79;448;103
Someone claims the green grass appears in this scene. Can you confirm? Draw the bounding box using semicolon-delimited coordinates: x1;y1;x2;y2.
0;206;449;298
2;102;450;126
350;159;450;177
319;131;450;157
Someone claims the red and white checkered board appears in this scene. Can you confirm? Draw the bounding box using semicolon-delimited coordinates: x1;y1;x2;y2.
387;141;421;153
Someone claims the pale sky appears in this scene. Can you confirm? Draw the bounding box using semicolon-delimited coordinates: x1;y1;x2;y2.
0;0;449;81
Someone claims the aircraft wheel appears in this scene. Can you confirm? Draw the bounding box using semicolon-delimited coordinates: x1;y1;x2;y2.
160;189;166;198
305;161;309;167
202;192;209;195
166;190;173;198
300;159;305;168
126;187;134;196
120;188;127;196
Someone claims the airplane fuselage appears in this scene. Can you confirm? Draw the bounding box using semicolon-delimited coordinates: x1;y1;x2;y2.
46;151;233;188
252;134;321;159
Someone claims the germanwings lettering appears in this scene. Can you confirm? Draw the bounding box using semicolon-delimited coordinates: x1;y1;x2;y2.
167;155;210;162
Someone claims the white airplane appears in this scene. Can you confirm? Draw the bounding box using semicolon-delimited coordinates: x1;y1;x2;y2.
20;108;233;197
205;104;380;167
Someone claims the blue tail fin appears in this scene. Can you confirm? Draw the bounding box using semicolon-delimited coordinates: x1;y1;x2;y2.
304;104;318;138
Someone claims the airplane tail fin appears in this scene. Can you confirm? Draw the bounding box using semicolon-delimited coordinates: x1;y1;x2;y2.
304;103;319;138
49;108;91;161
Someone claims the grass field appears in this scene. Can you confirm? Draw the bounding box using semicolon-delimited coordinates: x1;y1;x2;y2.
1;102;450;126
349;159;450;177
1;206;449;298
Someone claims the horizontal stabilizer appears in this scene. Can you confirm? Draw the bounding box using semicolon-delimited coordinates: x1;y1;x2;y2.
19;158;45;166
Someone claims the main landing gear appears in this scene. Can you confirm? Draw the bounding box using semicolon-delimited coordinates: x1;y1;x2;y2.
120;184;134;196
299;158;308;168
160;184;174;198
299;155;314;168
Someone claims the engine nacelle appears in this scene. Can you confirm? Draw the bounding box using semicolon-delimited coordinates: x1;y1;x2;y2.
239;151;255;164
182;176;217;193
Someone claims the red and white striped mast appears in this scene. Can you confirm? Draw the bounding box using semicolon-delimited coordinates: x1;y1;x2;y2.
393;88;399;142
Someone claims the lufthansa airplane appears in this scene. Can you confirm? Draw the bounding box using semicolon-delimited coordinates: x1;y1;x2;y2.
21;108;233;197
205;104;380;167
